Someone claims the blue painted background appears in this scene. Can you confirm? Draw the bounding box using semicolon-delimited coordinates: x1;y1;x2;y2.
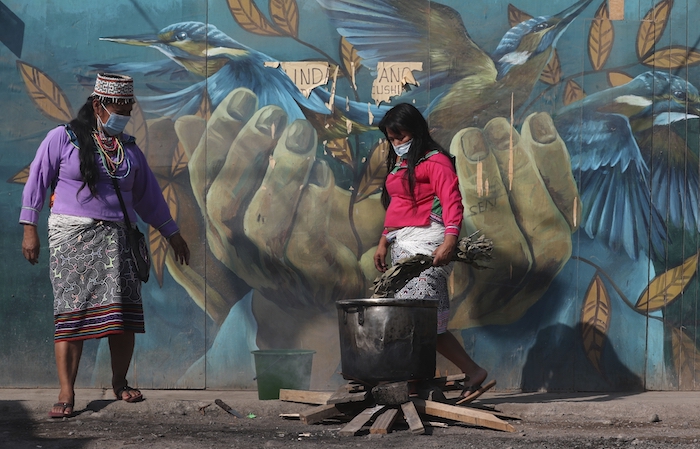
1;0;700;392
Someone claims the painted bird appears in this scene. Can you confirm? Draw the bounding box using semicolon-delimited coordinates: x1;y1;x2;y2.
554;71;700;259
318;0;594;147
95;21;387;139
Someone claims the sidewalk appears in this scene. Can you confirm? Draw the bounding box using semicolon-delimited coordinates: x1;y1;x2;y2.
2;388;700;424
2;389;700;448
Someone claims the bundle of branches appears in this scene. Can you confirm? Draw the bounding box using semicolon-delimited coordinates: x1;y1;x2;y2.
372;231;493;298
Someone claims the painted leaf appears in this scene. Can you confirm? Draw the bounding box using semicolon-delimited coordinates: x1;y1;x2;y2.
671;327;700;390
581;275;611;373
270;0;299;38
228;0;281;36
636;0;673;60
635;252;698;312
171;142;189;177
540;50;561;85
152;182;180;286
607;71;633;87
340;37;362;76
8;165;30;184
507;3;532;27
124;101;148;152
16;61;73;122
642;46;700;69
563;79;585;105
196;95;211;120
356;140;389;202
325;138;353;166
148;225;169;287
588;1;614;71
163;182;179;222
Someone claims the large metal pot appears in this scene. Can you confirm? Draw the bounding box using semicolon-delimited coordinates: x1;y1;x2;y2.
336;298;437;384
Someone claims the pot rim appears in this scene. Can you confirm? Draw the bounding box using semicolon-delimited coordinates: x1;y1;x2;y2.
336;298;438;308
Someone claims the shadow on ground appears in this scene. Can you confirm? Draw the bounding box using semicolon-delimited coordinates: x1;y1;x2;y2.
0;400;93;448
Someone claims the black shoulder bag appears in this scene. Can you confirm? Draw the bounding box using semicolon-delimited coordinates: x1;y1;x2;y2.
111;178;151;282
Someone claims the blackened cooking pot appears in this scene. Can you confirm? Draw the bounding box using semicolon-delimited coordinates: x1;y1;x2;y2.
336;298;437;384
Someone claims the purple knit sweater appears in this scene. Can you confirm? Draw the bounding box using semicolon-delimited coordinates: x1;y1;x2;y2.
20;126;179;238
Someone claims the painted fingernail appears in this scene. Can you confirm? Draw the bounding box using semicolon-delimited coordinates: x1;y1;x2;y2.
484;117;518;151
285;120;316;154
255;107;287;138
459;129;488;161
529;112;557;144
227;89;258;120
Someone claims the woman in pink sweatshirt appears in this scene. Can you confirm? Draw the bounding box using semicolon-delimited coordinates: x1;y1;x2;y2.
373;103;493;401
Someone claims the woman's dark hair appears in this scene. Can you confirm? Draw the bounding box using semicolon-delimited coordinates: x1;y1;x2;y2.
68;97;99;195
378;103;450;209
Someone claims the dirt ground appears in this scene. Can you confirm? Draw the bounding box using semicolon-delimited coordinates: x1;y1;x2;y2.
2;389;700;448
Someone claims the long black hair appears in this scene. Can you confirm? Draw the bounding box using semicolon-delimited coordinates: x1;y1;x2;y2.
377;103;450;209
68;97;99;195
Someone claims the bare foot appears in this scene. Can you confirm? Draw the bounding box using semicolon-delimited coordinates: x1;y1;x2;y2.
463;367;488;390
49;393;74;418
114;385;143;402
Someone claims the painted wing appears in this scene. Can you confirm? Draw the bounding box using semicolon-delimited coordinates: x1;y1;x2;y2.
317;0;496;90
557;110;667;259
638;126;700;233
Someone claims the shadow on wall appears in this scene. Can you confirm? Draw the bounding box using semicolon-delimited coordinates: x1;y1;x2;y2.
521;324;644;392
0;400;92;447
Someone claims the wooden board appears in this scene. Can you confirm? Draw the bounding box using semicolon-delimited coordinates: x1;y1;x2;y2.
327;389;369;404
412;399;515;433
369;408;399;435
279;389;332;405
298;404;342;425
338;405;385;437
461;403;522;421
400;401;425;435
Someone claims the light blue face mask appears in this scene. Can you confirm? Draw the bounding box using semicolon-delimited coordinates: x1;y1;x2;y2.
392;139;413;158
100;104;131;136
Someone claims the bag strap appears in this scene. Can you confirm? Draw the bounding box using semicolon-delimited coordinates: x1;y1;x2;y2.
111;177;133;231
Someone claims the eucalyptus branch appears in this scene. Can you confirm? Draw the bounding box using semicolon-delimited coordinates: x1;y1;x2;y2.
372;232;493;298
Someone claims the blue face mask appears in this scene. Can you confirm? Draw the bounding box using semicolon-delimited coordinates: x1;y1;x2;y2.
100;104;131;136
392;139;413;158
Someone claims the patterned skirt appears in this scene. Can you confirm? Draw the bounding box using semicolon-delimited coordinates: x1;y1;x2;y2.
387;222;452;334
48;214;144;342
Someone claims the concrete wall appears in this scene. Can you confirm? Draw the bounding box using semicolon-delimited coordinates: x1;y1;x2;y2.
2;0;700;391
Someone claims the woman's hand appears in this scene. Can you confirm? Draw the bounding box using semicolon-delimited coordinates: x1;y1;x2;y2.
374;235;390;272
432;233;457;266
168;232;190;265
22;224;40;265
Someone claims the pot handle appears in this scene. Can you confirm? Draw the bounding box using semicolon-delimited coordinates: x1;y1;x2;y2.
342;306;365;326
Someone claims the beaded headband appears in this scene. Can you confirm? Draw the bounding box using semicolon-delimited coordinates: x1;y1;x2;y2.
92;73;135;104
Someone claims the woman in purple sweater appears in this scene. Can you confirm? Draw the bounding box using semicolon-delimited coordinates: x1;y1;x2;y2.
20;74;190;418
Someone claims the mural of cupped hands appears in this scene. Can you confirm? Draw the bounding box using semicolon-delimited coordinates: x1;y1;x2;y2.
5;0;700;390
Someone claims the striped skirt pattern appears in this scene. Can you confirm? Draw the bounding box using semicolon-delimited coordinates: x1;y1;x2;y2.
48;214;144;342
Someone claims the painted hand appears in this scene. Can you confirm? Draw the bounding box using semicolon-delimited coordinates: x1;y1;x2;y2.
174;88;384;314
449;112;581;329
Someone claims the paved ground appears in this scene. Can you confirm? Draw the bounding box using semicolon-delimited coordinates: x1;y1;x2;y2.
2;388;700;448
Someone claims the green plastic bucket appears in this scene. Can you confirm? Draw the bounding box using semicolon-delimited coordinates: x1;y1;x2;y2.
251;349;315;400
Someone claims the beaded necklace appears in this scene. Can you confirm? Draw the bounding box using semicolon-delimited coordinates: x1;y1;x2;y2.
93;131;130;178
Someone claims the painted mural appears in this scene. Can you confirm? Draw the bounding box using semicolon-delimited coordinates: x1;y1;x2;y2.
2;0;700;392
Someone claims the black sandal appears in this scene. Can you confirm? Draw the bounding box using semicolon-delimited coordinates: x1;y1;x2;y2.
114;385;144;403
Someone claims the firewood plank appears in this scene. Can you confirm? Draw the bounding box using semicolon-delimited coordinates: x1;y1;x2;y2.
412;399;515;432
279;389;332;405
401;401;425;434
338;405;385;436
369;408;399;434
299;404;342;425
